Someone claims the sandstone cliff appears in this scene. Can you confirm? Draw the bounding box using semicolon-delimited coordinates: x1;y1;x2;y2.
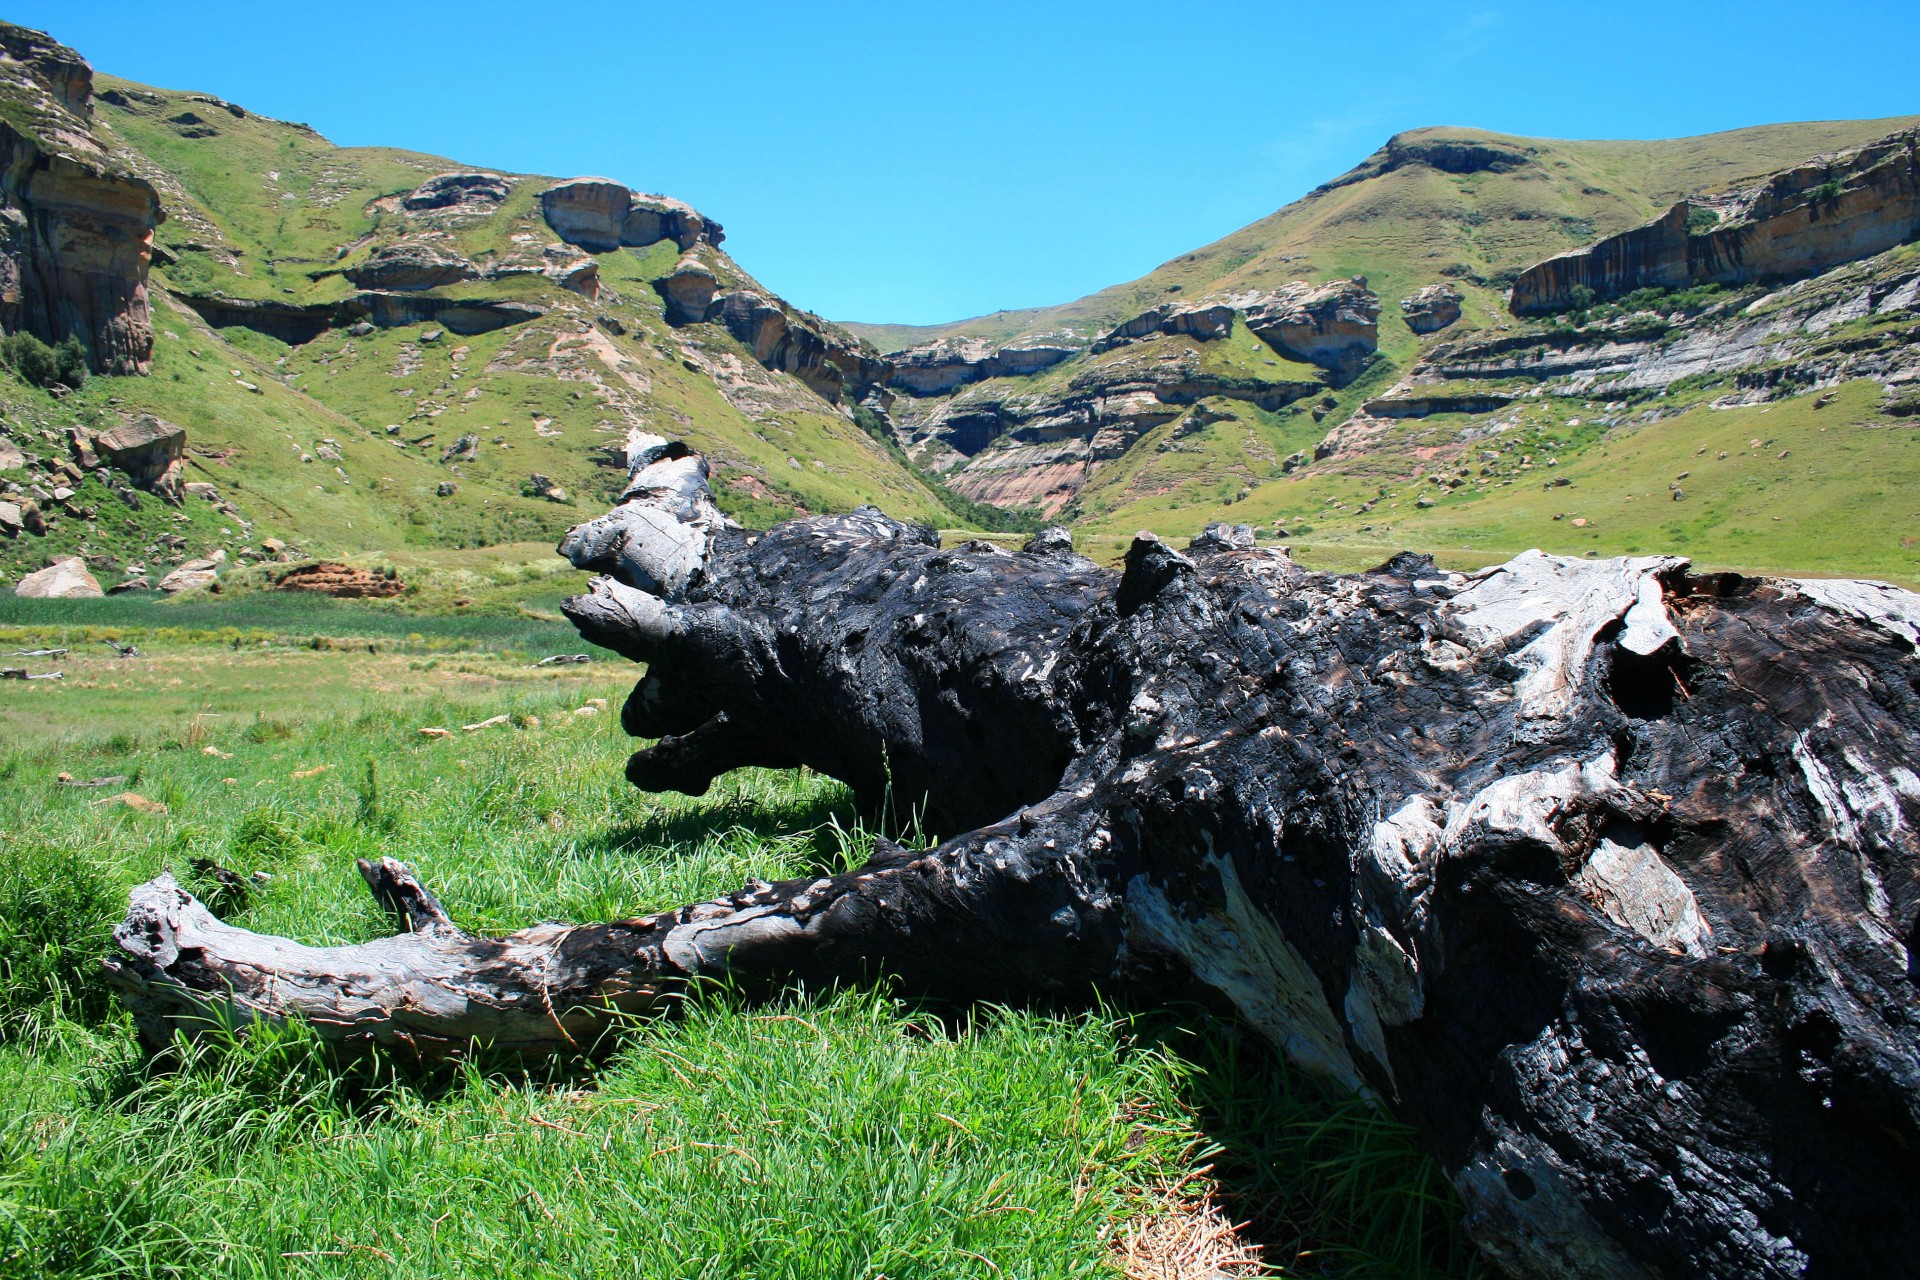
540;178;723;254
1511;129;1920;313
0;24;162;374
886;335;1078;396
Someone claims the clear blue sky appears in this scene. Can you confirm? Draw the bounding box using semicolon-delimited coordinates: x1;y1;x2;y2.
18;1;1920;325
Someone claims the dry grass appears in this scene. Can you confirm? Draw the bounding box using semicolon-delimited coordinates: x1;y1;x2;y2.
1115;1179;1267;1279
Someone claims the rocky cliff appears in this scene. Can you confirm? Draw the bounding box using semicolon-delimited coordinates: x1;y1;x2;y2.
0;24;161;374
1511;129;1920;313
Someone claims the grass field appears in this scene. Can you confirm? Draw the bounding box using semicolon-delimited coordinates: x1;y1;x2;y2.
0;601;1477;1279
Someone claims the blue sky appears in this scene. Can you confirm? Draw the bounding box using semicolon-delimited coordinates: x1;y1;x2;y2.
19;1;1920;325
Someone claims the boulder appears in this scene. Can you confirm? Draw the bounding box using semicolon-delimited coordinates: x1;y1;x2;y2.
0;499;20;536
19;498;45;534
343;242;479;290
436;480;458;497
261;537;287;556
14;555;102;597
157;558;219;594
107;574;150;593
527;473;567;502
1400;283;1464;333
94;414;185;502
401;171;511;212
440;434;479;464
0;439;23;471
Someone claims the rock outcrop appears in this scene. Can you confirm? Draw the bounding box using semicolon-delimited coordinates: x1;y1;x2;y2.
0;23;163;374
1401;283;1464;333
1511;129;1920;314
343;242;479;290
13;554;101;597
886;335;1078;397
1317;129;1535;193
181;291;545;344
540;178;723;254
656;265;886;405
1089;301;1236;353
655;255;719;325
93;412;184;502
402;171;511;212
1229;278;1379;382
274;562;403;598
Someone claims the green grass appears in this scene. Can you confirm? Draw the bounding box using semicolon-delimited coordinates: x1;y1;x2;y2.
0;610;1477;1279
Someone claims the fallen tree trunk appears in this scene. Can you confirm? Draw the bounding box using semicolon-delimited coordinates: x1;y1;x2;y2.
108;434;1920;1279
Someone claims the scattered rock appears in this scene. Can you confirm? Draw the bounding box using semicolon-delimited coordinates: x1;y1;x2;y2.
532;654;590;667
55;773;127;788
571;705;600;717
0;500;20;537
417;726;453;738
107;575;151;593
0;440;24;471
462;714;510;732
440;434;478;463
436;480;458;497
14;556;103;598
182;481;219;499
347;320;375;337
261;537;287;555
526;473;568;503
419;328;443;344
291;765;330;780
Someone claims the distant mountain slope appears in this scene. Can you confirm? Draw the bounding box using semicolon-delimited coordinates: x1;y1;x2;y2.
847;119;1920;361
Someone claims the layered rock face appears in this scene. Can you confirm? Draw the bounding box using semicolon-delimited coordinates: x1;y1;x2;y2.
1230;278;1380;382
540;178;724;254
1401;283;1464;333
653;256;886;405
705;290;887;405
1511;129;1920;313
887;335;1078;396
0;24;163;374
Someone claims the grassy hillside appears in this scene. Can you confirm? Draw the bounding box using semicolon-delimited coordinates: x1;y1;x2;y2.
0;72;959;588
847;118;1920;361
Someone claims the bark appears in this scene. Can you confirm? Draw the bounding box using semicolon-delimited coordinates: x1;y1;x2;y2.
108;433;1920;1279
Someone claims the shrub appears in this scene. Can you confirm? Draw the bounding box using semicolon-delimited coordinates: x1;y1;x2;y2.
0;330;91;390
1685;205;1721;235
0;841;120;1042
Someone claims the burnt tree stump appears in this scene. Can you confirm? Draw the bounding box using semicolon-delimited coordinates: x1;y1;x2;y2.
108;435;1920;1279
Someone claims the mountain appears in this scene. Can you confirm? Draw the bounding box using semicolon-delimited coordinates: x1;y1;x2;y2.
0;22;951;591
1;14;1916;593
839;120;1920;582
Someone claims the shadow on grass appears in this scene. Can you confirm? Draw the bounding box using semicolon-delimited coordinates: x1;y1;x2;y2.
576;782;861;878
1140;1009;1481;1280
